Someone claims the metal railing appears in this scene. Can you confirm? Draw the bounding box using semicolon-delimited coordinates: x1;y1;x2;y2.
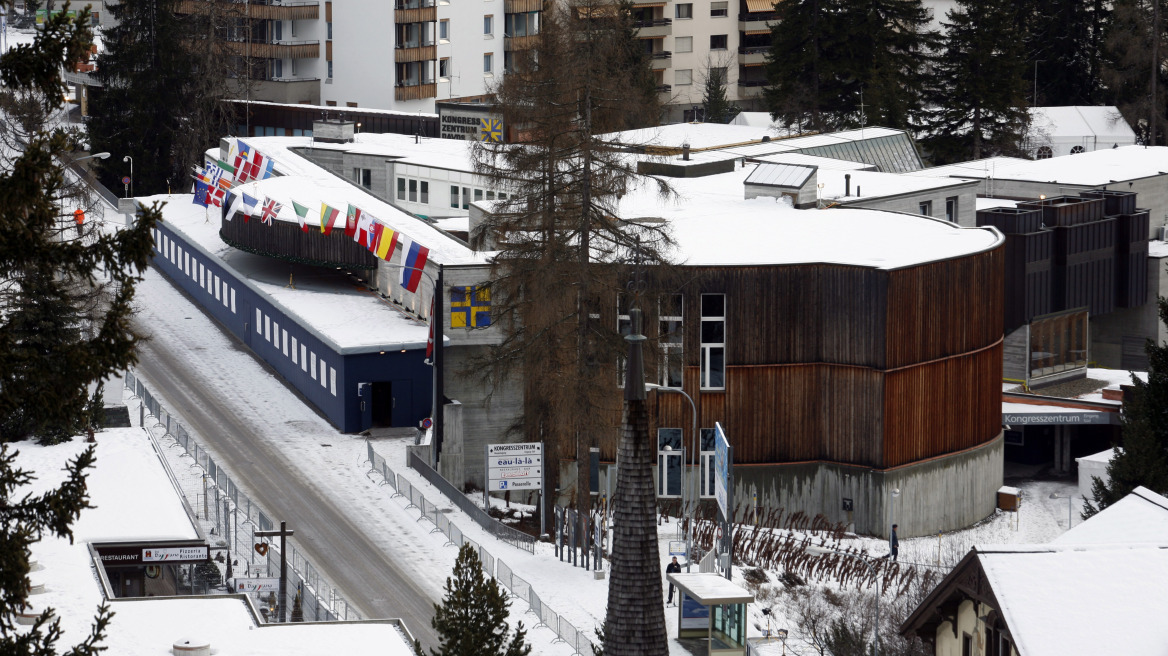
366;441;596;655
126;370;359;623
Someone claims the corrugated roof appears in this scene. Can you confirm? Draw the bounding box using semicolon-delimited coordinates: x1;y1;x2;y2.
744;162;815;188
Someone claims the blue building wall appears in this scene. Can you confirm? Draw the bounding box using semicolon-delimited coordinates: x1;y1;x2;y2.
149;221;431;433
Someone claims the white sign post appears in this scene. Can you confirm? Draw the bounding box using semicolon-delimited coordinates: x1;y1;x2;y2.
485;442;545;534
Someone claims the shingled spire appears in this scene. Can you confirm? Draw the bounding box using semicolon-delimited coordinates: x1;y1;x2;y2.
603;308;668;656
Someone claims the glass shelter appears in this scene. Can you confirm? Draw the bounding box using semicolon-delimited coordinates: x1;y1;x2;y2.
667;572;755;656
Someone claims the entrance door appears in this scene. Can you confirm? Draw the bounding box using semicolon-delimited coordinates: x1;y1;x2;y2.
370;382;394;427
357;382;373;431
391;379;414;428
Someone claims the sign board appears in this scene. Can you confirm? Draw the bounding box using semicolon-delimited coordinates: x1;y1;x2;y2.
142;546;209;562
1002;412;1118;426
669;541;687;557
437;103;504;143
230;578;280;593
94;542;209;566
122;176;131;185
714;423;732;521
680;593;710;630
487;442;543;492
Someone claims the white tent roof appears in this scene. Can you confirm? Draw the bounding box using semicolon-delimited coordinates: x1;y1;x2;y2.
1028;106;1137;147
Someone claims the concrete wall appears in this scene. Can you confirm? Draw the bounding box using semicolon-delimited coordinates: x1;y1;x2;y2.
847;184;979;226
733;435;1003;539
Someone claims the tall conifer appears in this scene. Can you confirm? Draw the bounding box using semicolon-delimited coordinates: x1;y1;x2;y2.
430;544;530;656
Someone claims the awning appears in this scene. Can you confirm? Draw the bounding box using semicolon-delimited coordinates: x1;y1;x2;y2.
575;4;619;18
744;0;777;12
633;1;667;6
638;33;666;39
745;29;771;35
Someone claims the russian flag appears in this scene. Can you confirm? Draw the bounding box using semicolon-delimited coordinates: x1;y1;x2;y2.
398;234;430;293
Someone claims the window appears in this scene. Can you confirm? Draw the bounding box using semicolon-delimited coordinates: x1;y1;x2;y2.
327;61;333;79
273;59;282;78
711;1;728;16
659;294;683;387
919;200;932;216
675;3;692;18
962;634;972;656
483;53;493;73
506;11;538;37
450;185;459;208
699;428;716;497
439;19;449;40
274;20;283;41
409;179;418;202
291;18;297;37
282;330;288;356
700;294;725;389
657;428;683;497
474;188;484;201
420;181;429;204
354;168;371;189
1070;145;1085;154
397;177;406;200
675;36;692;53
326;100;336;107
1036;145;1053;159
327;22;333;40
292;337;299;364
945;196;958;222
462;186;470;209
710;34;728;50
256;309;262;334
484;15;493;36
440;57;450;78
291;59;298;76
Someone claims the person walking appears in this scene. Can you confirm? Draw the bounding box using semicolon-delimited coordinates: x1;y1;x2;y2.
665;556;682;605
890;524;899;562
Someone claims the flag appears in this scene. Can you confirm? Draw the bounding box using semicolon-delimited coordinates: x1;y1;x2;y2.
292;200;311;233
193;180;210;207
241;193;259;222
355;210;374;246
368;223;383;252
233;140;253;179
224;189;241;220
398;235;430;293
260;197;283;225
345;204;360;238
203;162;231;190
426;296;436;360
216;158;237;185
320;203;342;235
241;148;275;182
375;225;398;260
450;286;491;328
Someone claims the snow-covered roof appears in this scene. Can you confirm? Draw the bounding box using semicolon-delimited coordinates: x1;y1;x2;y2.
729;111;781;128
225;98;438;119
745;163;815;188
295;132;479;172
668;573;754;604
20;429;416;656
1029;106;1137;146
977;197;1018;211
976;544;1168;655
601;122;787;150
615;163;1002;269
1054;487;1168;546
921;145;1168;186
152;197;435;351
751;152;876;171
819;169;975;202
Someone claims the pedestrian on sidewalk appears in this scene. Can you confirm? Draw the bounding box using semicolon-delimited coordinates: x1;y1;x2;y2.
665;556;682;605
890;524;899;562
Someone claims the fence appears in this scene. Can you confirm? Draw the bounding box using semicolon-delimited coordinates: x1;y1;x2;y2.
125;370;359;623
366;441;596;656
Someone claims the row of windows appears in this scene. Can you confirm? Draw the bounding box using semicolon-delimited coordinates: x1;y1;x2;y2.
617;293;725;391
674;2;728;19
155;230;237;316
450;185;509;209
657;427;719;498
255;307;338;397
919;196;960;223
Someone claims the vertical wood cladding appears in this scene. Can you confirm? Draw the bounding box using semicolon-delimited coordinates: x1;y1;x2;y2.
219;213;378;270
626;244;1005;470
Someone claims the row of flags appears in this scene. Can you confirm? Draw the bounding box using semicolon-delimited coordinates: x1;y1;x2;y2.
193;139;277;209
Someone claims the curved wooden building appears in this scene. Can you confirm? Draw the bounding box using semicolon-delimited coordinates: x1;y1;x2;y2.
606;207;1006;539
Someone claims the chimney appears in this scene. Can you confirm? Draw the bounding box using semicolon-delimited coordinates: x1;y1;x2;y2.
856;185;861;196
681;143;690;161
845;174;851;197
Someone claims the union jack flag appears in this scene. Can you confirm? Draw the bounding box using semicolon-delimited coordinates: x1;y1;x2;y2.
260;197;282;225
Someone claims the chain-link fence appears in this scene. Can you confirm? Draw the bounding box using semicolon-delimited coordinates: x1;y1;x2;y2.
366;441;597;656
126;370;359;623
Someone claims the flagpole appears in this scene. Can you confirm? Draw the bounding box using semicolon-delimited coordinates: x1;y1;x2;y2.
434;264;444;469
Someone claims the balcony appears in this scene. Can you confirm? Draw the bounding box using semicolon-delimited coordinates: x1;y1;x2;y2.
395;44;437;62
650;51;672;70
738;45;768;66
231;77;321;104
396;82;438;101
737;79;766;97
176;0;319;21
656;84;671;96
739;13;778;35
633;17;672;39
505;0;542;11
221;40;320;60
395;5;437;23
504;34;540;51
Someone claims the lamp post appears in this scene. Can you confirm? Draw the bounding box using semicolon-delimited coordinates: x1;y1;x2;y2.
776;628;788;655
73;151;110;163
1049;492;1074;529
890;487;900;537
807;545;881;656
646;383;698;572
123;155;133;197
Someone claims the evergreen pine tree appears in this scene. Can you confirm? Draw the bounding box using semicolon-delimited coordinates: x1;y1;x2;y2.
702;62;738;124
1100;0;1167;145
1022;0;1105;106
430;544;530;656
1084;298;1168;517
921;0;1031;163
848;0;940;131
87;0;238;195
764;0;850;132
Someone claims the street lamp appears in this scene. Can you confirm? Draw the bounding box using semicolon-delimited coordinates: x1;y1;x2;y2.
776;628;788;655
123;155;133;198
806;545;881;656
74;151;110;163
645;383;698;572
890;487;900;536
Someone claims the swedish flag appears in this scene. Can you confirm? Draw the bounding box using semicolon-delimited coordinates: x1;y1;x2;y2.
451;286;491;328
481;118;503;143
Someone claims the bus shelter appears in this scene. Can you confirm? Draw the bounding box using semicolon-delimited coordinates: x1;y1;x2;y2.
667;572;754;655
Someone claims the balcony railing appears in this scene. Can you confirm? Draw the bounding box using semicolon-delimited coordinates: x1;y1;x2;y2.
395;5;437;23
505;0;542;11
221;39;320;59
650;51;672;69
504;34;540;51
656;84;671;94
396;82;438;101
394;0;435;7
395;44;437;63
737;80;767;87
633;18;672;27
176;1;319;21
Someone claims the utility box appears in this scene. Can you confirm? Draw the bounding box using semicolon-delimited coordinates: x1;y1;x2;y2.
997;486;1022;512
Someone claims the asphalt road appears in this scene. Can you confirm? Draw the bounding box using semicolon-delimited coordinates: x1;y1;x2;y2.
133;295;440;648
